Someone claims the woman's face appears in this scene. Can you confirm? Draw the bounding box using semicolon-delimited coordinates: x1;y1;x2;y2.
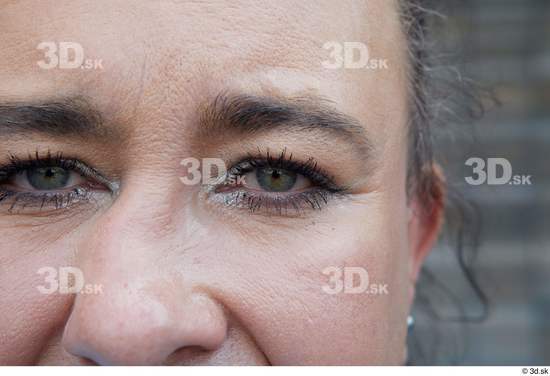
0;0;442;365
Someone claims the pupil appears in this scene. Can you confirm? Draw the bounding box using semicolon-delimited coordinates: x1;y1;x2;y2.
26;166;70;190
256;167;297;192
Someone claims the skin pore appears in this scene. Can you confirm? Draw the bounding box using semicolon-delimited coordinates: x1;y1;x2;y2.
0;0;443;365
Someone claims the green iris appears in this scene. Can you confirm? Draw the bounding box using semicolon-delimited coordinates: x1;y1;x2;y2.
26;167;70;190
256;167;297;192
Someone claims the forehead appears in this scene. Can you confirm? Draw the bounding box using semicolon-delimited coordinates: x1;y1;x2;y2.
0;0;408;141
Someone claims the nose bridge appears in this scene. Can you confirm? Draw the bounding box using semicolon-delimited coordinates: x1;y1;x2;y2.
61;189;227;365
79;174;194;274
75;189;172;291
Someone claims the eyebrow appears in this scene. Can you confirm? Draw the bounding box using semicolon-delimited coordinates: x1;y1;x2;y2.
0;97;109;139
200;93;373;157
0;93;373;158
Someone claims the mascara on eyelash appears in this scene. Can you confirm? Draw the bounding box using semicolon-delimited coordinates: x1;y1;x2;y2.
1;151;119;194
227;148;342;192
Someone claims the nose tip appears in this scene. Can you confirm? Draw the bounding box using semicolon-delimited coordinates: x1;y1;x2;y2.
62;292;228;365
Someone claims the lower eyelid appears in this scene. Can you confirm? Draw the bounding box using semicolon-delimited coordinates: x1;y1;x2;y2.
0;187;107;214
0;173;111;213
207;187;337;215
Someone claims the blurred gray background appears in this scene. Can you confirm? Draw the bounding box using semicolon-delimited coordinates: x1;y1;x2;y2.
409;0;550;365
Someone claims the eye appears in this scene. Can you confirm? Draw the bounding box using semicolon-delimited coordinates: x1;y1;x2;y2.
244;167;311;193
12;166;86;191
0;154;116;214
210;150;346;215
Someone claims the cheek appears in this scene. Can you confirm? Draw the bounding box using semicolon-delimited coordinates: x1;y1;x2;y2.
0;230;76;365
210;194;411;365
0;188;412;365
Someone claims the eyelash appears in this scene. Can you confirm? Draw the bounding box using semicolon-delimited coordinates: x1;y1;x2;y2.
0;151;110;212
213;149;346;215
0;150;346;215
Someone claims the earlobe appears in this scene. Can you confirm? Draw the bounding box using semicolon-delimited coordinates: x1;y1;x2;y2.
407;164;446;285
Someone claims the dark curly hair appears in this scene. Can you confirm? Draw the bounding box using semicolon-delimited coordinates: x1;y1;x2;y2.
398;0;491;365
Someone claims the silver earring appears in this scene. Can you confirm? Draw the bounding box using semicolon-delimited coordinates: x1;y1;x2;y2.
407;315;415;334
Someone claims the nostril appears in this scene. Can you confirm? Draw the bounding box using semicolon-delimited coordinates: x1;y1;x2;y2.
62;342;102;366
62;336;100;366
166;345;212;364
76;355;99;366
62;318;118;366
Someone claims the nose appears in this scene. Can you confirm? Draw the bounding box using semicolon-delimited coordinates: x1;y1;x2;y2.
63;289;227;365
61;194;227;365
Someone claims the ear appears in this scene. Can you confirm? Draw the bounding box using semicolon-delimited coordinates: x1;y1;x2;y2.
407;164;446;297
